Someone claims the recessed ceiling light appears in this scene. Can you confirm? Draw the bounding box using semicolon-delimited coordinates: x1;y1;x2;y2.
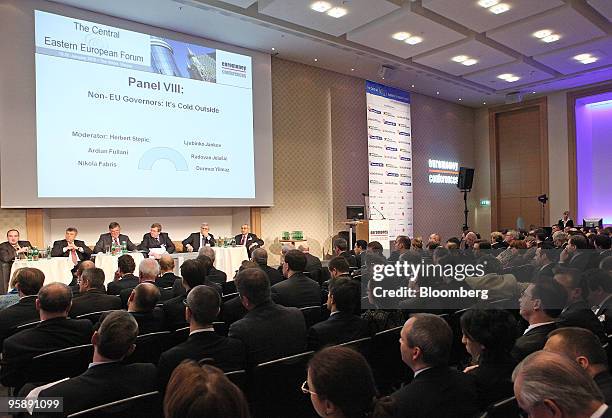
271;47;275;51
580;57;598;64
489;3;510;14
351;68;355;71
405;36;423;45
452;55;468;63
462;59;478;66
483;102;487;105
327;7;347;18
314;58;318;62
478;0;499;8
411;84;415;88
497;73;513;80
533;29;552;39
458;98;463;101
436;91;440;95
310;1;331;13
574;53;592;61
392;32;411;41
542;34;560;43
506;76;520;82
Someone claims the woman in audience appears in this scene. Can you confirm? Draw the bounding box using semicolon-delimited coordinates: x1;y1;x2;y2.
305;346;394;418
0;268;24;310
460;309;517;410
164;361;250;418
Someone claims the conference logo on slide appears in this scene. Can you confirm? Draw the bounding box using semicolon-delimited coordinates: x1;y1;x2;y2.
369;135;383;141
384;120;397;126
370;162;384;167
385;146;398;152
368;107;382;114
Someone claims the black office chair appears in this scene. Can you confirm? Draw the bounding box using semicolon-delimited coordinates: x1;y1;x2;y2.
299;306;322;328
479;396;521;418
369;326;411;394
6;320;41;340
76;310;116;324
125;331;171;364
250;351;317;418
67;391;161;418
167;326;190;348
212;321;228;336
338;336;372;357
26;344;94;386
223;281;237;295
225;369;247;391
222;292;239;303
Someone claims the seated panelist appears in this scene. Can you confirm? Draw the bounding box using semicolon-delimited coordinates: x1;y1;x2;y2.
51;227;92;263
138;223;175;257
93;222;137;254
0;229;31;263
182;223;216;252
234;224;263;256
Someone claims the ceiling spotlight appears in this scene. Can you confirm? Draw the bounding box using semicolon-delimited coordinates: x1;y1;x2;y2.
462;58;478;66
436;91;440;95
327;7;347;18
497;73;513;80
574;53;592;61
506;76;520;82
532;91;536;94
351;68;355;71
458;98;463;101
271;47;275;51
405;36;423;45
314;58;318;62
483;102;487;105
411;84;415;88
489;3;510;14
310;1;331;12
580;57;598;64
533;29;552;39
478;0;499;8
542;34;560;43
392;32;411;41
452;55;468;63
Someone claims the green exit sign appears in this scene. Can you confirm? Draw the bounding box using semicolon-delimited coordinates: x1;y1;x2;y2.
480;199;491;206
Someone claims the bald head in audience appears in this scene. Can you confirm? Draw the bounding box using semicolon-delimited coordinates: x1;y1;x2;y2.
251;248;268;266
513;351;605;418
36;282;73;320
127;282;161;313
159;254;175;274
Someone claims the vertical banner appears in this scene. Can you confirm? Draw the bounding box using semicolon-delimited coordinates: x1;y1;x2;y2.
366;81;413;241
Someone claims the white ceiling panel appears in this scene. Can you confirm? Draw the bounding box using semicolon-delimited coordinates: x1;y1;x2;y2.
413;38;515;75
422;0;564;33
534;37;612;75
215;0;257;7
346;8;466;59
487;7;606;57
257;0;400;37
587;0;612;21
463;61;554;89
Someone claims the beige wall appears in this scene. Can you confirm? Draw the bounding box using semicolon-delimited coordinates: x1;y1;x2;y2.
472;108;492;235
547;92;570;223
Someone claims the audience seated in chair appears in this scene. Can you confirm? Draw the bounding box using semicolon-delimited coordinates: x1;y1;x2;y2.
460;309;517;410
513;351;612;418
107;254;138;296
0;267;27;311
164;361;250;418
198;246;227;287
304;346;394;418
251;248;283;286
585;269;612;336
156;254;180;288
333;237;357;268
391;313;478;418
70;267;122;318
272;250;320;309
25;310;157;416
1;282;93;388
0;267;45;346
307;277;371;350
158;285;245;390
511;277;567;362
544;326;612;404
322;256;351;296
229;268;306;367
120;258;172;307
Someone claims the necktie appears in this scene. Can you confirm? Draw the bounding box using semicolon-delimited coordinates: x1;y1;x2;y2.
241;235;246;245
71;248;78;265
114;238;119;246
201;235;204;249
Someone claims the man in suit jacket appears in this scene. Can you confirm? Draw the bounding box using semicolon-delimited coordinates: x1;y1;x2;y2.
0;268;45;347
333;237;357;268
158;285;244;390
513;351;612;418
234;224;263;257
182;223;216;252
51;227;92;262
558;210;575;229
92;221;137;254
391;314;478;418
69;267;121;318
25;311;157;417
272;250;321;308
106;254;138;296
545;327;612;404
198;247;227;286
307;277;371;350
0;229;31;263
586;269;612;335
512;278;567;362
156;254;180;288
229;268;307;367
138;222;176;256
1;283;93;388
251;248;283;286
298;244;323;282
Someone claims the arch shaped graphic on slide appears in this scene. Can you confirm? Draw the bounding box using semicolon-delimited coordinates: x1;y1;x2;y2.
138;147;189;171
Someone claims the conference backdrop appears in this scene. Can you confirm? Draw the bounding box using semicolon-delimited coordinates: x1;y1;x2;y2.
366;81;414;240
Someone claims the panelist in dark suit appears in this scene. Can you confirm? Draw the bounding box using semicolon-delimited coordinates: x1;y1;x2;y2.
251;248;284;286
69;267;122;318
26;311;157;417
234;224;263;257
307;277;371;350
0;268;45;347
229;268;307;367
391;314;478;418
0;229;32;263
92;221;137;254
138;222;176;256
1;283;93;388
51;227;92;262
182;223;216;252
558;210;574;229
106;254;138;295
272;250;320;308
157;255;181;289
158;285;245;390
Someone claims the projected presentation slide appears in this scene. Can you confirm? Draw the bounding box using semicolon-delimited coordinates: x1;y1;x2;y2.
34;10;254;198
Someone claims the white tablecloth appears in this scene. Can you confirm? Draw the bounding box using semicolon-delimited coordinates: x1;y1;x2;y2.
94;252;145;285
171;246;248;281
10;257;75;286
